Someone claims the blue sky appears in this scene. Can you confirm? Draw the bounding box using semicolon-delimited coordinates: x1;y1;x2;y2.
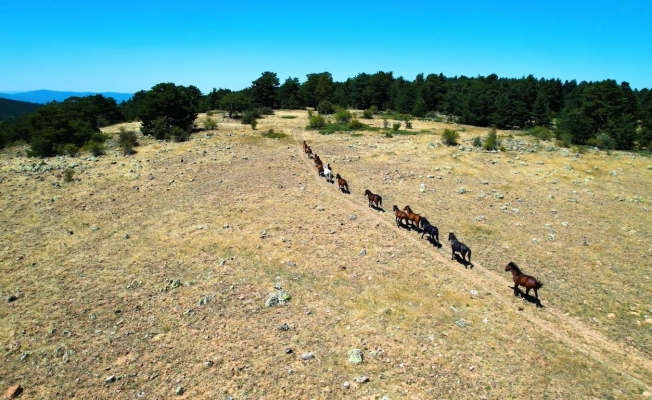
1;0;651;93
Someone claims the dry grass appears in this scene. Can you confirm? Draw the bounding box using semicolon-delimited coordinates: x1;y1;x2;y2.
0;110;651;399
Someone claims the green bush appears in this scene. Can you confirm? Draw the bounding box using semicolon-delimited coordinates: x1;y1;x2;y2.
472;137;482;147
257;107;274;115
362;109;373;119
483;127;499;150
441;129;459;146
203;117;218;130
63;168;75;183
241;110;258;125
261;129;288;139
404;116;412;129
317;101;334;115
142;116;170;140
528;126;555;141
348;119;364;130
392;122;401;131
370;105;379;115
382;118;389;129
250;119;258;130
587;133;615;150
170;126;189;142
308;114;326;129
85;140;105;156
334;109;352;124
62;143;78;157
206;110;214;116
118;127;138;155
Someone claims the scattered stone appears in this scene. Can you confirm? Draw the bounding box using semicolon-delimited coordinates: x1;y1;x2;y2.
7;295;17;303
264;290;291;307
91;225;99;231
4;384;23;399
287;261;296;267
124;234;130;239
607;313;615;319
197;295;211;306
419;183;427;193
285;348;293;354
482;181;489;185
475;215;485;221
568;198;579;203
279;323;291;331
458;187;467;194
19;353;29;361
610;170;618;176
343;381;350;389
105;375;116;383
316;206;325;211
349;215;357;221
494;192;504;199
562;221;569;227
301;352;314;360
355;376;370;384
175;386;184;395
482;318;489;324
273;282;282;290
89;312;96;321
359;248;367;256
470;290;478;296
532;238;539;243
347;349;363;365
204;361;214;367
454;319;470;328
469;366;475;371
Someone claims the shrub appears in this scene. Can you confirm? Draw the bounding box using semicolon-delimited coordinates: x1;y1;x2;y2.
241;110;258;125
528;126;554;141
262;129;288;139
203;117;218;130
169;126;189;142
317;101;334;115
441;129;459;146
142;116;170;140
384;132;393;138
85;140;105;156
555;133;571;148
587;133;615;150
392;122;401;131
206;110;214;116
257;107;274;115
250;119;258;130
362;109;373;119
425;111;438;118
472;137;482;147
118;127;138;155
382;118;389;129
483;127;499;150
62;143;78;157
63;168;75;183
370;105;379;115
334;109;352;124
404;116;412;129
348;119;364;130
308;114;326;129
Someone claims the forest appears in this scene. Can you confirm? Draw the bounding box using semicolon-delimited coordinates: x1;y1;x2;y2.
1;71;652;156
0;98;42;122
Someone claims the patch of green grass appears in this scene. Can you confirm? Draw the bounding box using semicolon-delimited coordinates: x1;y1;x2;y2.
261;129;288;139
281;115;297;119
317;122;379;135
350;133;363;137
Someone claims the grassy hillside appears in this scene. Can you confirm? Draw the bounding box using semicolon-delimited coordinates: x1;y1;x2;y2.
0;112;650;398
0;97;42;121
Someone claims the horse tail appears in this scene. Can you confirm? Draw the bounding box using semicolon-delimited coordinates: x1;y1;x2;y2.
467;247;472;264
379;196;382;207
536;280;544;289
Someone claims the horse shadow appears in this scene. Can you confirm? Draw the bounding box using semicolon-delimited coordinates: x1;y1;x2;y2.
511;287;544;308
340;188;350;194
453;254;473;269
426;236;443;248
371;205;385;213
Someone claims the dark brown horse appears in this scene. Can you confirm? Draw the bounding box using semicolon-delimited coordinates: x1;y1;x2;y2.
336;174;349;193
402;205;423;229
316;162;324;177
393;205;408;227
505;262;543;306
302;140;307;152
314;154;322;167
448;232;472;267
364;189;382;208
306;146;314;158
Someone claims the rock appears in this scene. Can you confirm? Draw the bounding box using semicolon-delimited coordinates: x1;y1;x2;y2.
458;187;467;194
482;181;489;185
562;221;569;227
316;206;324;211
204;361;214;367
607;313;615;319
285;348;293;354
482;318;489;324
494;192;504;199
279;323;291;331
347;349;363;365
454;319;470;327
175;386;184;395
343;381;350;389
91;225;99;231
349;215;357;221
470;290;478;296
273;282;282;290
359;248;367;256
124;234;130;239
469;366;475;371
355;376;370;384
610;170;618;176
105;375;116;383
264;290;291;307
7;295;17;303
287;261;296;267
475;215;485;221
568;198;579;203
419;183;427;193
532;238;539;243
301;352;314;360
4;384;23;399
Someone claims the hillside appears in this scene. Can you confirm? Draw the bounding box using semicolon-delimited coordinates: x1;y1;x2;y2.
0;112;651;399
0;97;42;121
0;90;133;104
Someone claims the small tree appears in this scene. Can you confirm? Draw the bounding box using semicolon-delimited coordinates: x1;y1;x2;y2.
63;168;75;183
317;101;334;115
382;118;389;129
62;143;78;157
483;127;499;150
441;129;459;146
203;117;218;130
250;119;258;130
308;114;326;129
334;109;351;124
241;110;258;125
118;127;138;155
348;119;364;130
392;122;401;131
362;109;373;119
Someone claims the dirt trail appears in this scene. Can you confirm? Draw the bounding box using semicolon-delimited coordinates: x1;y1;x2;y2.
293;128;652;390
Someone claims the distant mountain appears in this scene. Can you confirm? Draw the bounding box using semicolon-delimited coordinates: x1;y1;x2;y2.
0;98;43;121
0;90;133;104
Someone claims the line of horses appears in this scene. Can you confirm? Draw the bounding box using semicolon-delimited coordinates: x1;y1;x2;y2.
302;140;544;307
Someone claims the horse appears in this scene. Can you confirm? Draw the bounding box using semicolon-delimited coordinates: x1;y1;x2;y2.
314;155;322;167
448;232;472;267
505;262;543;306
323;164;334;183
421;220;440;243
302;141;307;152
306;146;314;159
364;189;382;208
336;174;349;193
402;205;424;229
317;162;324;177
393;205;408;227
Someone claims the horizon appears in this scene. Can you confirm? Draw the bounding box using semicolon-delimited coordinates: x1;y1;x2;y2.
1;1;651;93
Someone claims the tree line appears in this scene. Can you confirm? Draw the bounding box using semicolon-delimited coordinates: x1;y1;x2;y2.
2;71;652;156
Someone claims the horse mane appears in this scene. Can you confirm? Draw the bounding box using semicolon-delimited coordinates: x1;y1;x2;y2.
507;261;521;273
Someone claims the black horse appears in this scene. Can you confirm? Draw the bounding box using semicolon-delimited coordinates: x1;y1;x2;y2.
421;220;439;244
448;232;472;267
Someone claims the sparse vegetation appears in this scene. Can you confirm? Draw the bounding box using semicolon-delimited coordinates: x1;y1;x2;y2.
483;127;500;150
261;129;287;139
203;117;217;130
317;101;334;115
441;129;459;146
118;127;138;155
392;122;401;131
63;167;75;182
307;114;326;129
472;136;482;147
334;109;352;124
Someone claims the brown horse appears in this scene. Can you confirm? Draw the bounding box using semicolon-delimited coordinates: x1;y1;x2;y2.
314;154;322;167
505;262;543;306
393;205;408;227
402;205;423;229
364;189;382;208
306;146;314;158
336;174;349;193
302;141;307;152
316;162;324;177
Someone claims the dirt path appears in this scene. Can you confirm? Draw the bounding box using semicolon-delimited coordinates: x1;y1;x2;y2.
293;128;652;390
